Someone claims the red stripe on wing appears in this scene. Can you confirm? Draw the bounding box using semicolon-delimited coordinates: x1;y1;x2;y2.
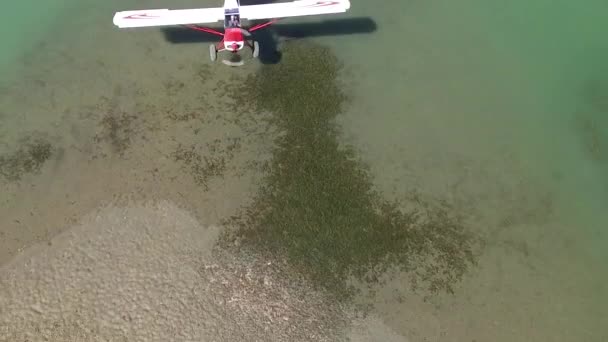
124;13;161;19
305;1;340;7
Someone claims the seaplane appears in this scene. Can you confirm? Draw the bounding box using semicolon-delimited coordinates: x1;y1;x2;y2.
113;0;351;66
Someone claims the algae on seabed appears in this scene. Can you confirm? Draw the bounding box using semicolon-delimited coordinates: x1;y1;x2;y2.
0;135;53;182
222;40;479;301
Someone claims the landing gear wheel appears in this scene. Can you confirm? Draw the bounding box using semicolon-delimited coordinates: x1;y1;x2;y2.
252;41;260;59
209;44;217;62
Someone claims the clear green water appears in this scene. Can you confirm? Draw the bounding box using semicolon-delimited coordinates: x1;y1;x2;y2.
481;0;608;209
0;2;74;76
340;0;608;254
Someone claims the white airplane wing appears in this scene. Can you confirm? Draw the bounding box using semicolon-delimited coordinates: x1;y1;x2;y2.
113;7;224;28
240;0;351;21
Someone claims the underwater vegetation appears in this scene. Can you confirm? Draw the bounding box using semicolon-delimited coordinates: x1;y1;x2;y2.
221;41;478;301
172;138;242;191
93;102;138;157
0;135;53;181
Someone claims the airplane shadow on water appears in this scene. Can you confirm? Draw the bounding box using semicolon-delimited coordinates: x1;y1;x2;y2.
160;16;378;65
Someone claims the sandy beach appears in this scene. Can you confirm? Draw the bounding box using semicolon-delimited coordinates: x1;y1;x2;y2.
1;0;607;340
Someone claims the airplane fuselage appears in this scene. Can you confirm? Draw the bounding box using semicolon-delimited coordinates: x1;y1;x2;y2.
222;0;245;52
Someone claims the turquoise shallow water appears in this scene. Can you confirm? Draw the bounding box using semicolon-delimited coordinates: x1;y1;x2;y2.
325;0;608;337
0;2;75;76
341;0;608;255
0;0;606;340
481;0;608;209
480;0;608;257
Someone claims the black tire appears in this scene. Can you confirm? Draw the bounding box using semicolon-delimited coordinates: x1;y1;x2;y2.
252;41;260;59
209;44;217;62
